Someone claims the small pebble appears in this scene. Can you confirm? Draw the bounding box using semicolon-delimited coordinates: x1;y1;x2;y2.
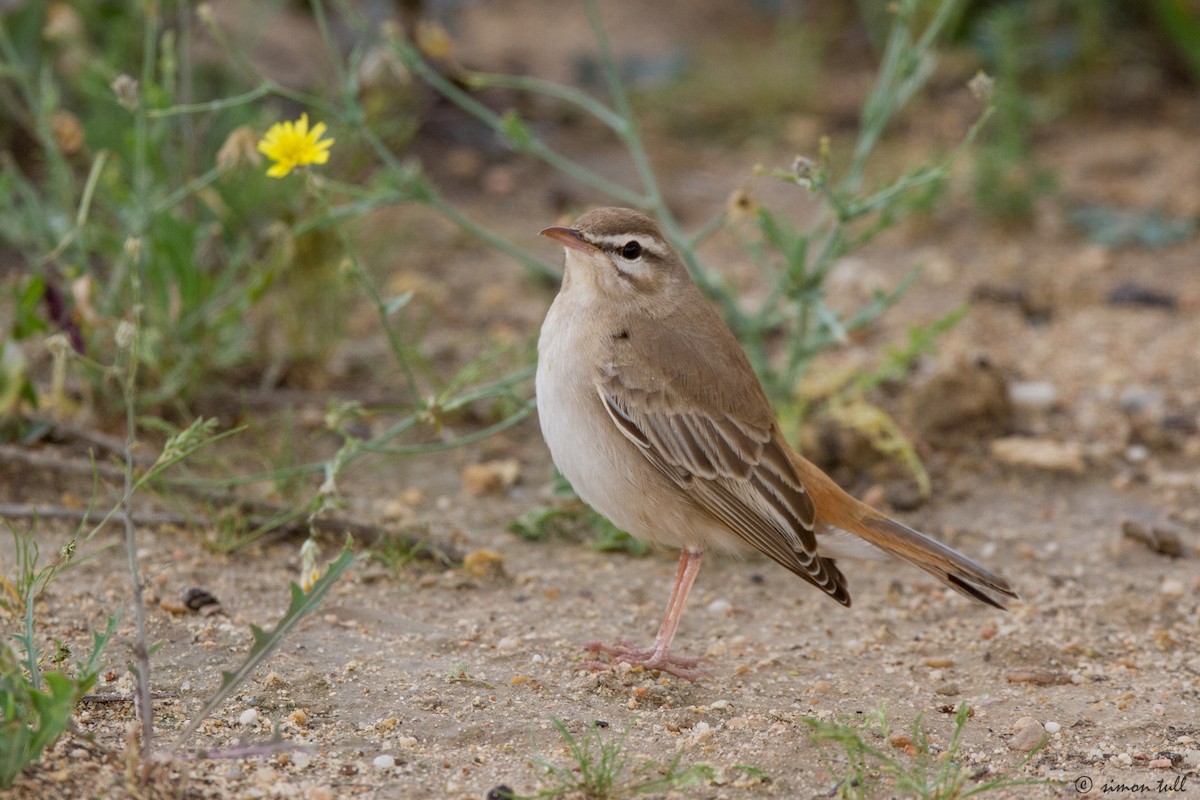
1005;667;1064;685
1116;752;1134;766
1008;381;1058;410
373;755;396;770
991;437;1085;474
1009;716;1044;752
707;599;732;614
1160;578;1185;597
1044;721;1061;734
463;549;507;580
1125;444;1150;463
1149;757;1173;769
239;709;259;726
292;752;312;770
461;459;521;495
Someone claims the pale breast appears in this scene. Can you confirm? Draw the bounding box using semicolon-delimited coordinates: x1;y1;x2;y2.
536;295;740;553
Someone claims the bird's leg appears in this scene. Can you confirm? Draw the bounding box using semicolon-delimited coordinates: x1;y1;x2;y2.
581;549;712;680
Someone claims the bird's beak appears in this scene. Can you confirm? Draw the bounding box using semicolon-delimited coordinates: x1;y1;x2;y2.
540;226;600;254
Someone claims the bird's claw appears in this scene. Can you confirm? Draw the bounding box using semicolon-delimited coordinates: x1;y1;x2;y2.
578;641;713;681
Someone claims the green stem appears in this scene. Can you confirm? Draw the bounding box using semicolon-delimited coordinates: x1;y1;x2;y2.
465;71;627;132
579;0;747;335
306;173;423;407
146;83;273;118
423;194;561;283
393;38;644;206
40;151;109;265
150;164;222;216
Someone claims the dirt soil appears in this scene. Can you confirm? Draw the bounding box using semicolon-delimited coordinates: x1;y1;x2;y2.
4;3;1200;799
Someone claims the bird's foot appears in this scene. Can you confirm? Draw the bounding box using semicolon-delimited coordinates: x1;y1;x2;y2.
578;640;712;681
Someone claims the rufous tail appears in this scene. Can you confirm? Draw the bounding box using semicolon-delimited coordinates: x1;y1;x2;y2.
790;454;1018;609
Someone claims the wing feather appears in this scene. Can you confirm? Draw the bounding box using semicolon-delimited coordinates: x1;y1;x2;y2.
598;374;850;604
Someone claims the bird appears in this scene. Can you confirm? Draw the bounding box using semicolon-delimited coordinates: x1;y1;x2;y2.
536;207;1017;680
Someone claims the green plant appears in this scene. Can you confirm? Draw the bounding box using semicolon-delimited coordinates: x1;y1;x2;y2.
365;530;439;579
1149;0;1200;83
804;703;1050;799
967;4;1060;218
512;718;712;800
742;0;990;405
412;0;978;392
508;472;648;556
0;520;78;616
0;2;314;411
0;613;117;788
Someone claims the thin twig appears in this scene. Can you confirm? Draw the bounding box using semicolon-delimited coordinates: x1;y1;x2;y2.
81;691;179;703
0;504;192;528
0;443;127;482
0;501;462;562
21;417;156;465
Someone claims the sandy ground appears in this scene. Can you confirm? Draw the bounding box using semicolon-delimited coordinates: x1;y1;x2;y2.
4;2;1200;798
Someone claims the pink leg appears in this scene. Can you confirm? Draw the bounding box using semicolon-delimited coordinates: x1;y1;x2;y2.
580;549;712;681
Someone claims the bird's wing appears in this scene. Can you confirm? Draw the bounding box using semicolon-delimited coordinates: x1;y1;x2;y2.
598;369;850;604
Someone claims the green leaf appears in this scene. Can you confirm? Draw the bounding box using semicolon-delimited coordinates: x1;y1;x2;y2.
384;291;414;316
175;546;355;747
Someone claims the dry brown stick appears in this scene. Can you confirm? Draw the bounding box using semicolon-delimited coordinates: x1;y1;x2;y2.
0;445;463;561
81;691;179;703
0;443;127;482
0;502;461;563
0;504;193;528
24;415;157;467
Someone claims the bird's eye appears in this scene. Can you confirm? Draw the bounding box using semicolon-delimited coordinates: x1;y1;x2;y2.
620;240;642;260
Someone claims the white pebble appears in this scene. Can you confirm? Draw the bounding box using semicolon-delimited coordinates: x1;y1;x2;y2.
291;751;311;769
1160;578;1185;597
1008;381;1058;410
498;636;520;651
373;754;396;769
1044;721;1061;734
1125;444;1150;463
531;653;545;663
707;599;732;614
709;700;731;711
239;709;259;726
1117;752;1133;766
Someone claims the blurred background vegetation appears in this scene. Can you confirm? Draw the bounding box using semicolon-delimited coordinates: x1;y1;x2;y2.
2;0;1198;423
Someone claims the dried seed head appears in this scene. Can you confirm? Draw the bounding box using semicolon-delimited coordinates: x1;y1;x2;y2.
111;74;139;110
216;126;262;173
115;320;136;350
51;110;85;155
969;71;995;104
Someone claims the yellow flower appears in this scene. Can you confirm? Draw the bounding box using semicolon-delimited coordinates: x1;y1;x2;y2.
257;113;334;178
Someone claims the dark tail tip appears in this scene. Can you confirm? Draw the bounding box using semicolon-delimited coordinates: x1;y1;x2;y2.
946;573;1018;610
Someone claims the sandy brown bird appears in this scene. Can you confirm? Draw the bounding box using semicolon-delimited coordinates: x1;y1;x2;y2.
536;207;1017;680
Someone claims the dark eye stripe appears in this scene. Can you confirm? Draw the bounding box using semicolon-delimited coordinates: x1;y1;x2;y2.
587;233;667;259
